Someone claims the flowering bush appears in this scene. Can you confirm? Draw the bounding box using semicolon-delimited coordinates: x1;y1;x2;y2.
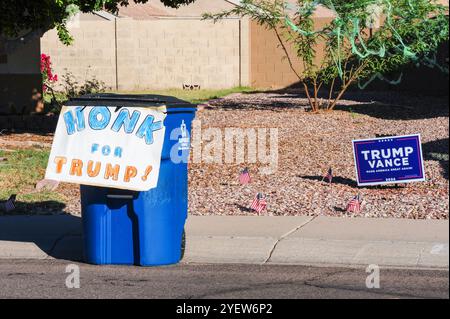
40;53;58;92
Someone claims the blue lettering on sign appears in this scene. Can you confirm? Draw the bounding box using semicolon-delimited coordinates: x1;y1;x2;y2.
91;143;123;158
136;115;163;145
102;145;111;156
62;106;164;145
89;107;111;130
91;143;99;154
111;109;141;134
64;107;85;135
114;147;123;158
352;134;425;186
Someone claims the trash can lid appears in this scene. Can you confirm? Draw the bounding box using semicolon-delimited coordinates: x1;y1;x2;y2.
66;93;196;109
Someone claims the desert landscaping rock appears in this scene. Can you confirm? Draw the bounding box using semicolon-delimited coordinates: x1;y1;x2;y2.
35;179;60;192
188;90;449;219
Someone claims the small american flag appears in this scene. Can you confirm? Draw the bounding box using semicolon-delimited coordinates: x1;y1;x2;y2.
3;195;16;212
239;167;251;185
250;193;267;214
322;167;333;184
346;194;362;214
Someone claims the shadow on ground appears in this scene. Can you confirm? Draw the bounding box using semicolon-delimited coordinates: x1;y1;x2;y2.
235;204;256;213
299;175;358;187
209;87;449;120
298;175;409;190
2;200;67;216
423;138;449;180
0;203;82;261
334;96;449;120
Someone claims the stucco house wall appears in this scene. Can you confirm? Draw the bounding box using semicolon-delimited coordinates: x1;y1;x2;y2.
0;37;42;114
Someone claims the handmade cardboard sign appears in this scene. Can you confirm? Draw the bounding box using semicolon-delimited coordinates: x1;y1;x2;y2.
352;134;425;187
45;105;166;191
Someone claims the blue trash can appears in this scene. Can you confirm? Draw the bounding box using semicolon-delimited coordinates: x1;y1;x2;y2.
71;94;196;266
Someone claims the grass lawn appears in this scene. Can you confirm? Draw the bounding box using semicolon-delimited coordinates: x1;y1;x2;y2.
44;86;254;112
115;86;254;104
0;148;67;215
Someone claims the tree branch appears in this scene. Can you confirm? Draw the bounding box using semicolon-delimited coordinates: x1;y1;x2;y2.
273;27;314;110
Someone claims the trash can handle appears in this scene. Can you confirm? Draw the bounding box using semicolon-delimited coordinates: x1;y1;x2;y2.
106;194;134;199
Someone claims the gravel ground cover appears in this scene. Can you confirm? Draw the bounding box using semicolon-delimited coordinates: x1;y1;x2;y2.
189;90;449;219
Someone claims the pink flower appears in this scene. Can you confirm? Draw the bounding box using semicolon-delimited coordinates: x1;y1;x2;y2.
41;53;58;88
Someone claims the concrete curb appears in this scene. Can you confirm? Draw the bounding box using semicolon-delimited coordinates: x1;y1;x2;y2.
183;216;449;269
0;215;448;269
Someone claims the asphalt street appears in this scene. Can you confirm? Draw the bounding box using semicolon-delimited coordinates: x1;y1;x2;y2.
0;260;447;299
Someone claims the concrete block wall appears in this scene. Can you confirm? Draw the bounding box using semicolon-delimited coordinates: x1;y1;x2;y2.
249;18;333;89
249;22;302;89
41;21;117;90
41;17;248;91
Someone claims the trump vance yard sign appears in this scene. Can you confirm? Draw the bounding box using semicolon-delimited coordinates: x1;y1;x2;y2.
352;134;426;187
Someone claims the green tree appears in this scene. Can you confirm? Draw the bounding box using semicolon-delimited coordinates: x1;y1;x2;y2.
0;0;196;45
205;0;449;112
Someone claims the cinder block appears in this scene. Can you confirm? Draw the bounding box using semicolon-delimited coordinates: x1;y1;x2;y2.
161;57;175;66
138;38;158;49
182;47;201;57
138;55;158;65
165;48;183;57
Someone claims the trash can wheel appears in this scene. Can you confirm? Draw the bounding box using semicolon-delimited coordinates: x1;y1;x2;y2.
181;228;186;261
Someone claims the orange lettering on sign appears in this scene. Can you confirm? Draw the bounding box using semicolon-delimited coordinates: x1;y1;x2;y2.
124;166;137;182
104;164;120;181
54;156;67;174
70;159;83;176
141;165;153;181
87;161;101;177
